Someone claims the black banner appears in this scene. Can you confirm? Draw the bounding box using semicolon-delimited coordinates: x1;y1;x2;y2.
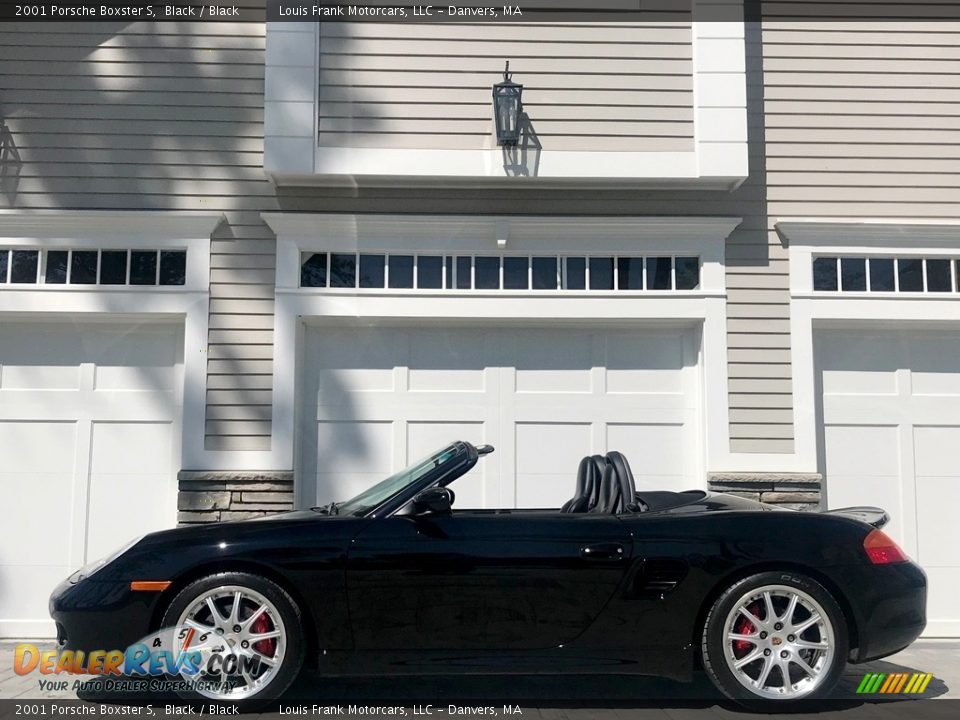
3;1;960;23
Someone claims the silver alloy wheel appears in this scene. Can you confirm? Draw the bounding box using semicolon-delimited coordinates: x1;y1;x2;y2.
175;585;287;701
722;584;835;699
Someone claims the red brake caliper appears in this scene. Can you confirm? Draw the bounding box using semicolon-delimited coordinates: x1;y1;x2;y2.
733;600;763;655
251;612;276;658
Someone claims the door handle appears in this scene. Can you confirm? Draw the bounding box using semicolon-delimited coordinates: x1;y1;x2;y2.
580;543;625;561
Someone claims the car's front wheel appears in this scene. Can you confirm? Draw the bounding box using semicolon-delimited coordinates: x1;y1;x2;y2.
161;572;305;710
701;571;848;705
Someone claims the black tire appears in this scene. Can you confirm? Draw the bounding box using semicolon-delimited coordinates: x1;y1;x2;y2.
701;570;849;707
160;572;306;712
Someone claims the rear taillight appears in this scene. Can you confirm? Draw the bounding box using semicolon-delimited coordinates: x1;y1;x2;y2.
864;529;908;565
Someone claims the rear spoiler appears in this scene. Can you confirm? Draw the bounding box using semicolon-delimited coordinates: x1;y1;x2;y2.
822;506;889;529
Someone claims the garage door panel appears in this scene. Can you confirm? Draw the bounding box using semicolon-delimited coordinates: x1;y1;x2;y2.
0;322;182;638
607;422;689;491
915;475;960;568
924;568;960;637
0;365;80;390
94;365;176;392
316;420;394;502
0;566;73;635
914;426;960;478
515;423;591;509
512;330;593;394
304;325;699;512
819;330;960;637
606;333;686;395
824;425;900;477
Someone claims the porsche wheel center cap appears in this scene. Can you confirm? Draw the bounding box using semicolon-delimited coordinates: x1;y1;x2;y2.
771;636;783;646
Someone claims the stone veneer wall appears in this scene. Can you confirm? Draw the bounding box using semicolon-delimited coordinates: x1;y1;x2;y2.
177;471;821;523
707;473;823;511
178;472;295;525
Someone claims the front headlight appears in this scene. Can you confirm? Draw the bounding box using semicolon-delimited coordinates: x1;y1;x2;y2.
69;535;144;583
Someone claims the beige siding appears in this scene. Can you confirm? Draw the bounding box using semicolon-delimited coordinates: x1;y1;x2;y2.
722;4;960;454
318;21;694;152
0;21;277;453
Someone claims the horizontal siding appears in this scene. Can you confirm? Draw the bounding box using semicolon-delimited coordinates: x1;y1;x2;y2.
0;21;276;453
725;4;960;454
318;21;694;152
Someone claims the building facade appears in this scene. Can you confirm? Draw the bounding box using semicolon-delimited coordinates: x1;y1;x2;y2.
1;2;958;640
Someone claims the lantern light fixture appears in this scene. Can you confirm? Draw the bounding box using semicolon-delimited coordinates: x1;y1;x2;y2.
492;61;523;146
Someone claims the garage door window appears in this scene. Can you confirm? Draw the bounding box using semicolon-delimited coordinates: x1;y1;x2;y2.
0;249;187;287
301;252;700;292
813;255;959;294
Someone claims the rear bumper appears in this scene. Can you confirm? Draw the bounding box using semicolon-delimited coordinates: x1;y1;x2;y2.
49;576;160;652
841;561;927;663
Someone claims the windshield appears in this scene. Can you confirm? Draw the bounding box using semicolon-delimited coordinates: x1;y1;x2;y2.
331;444;460;516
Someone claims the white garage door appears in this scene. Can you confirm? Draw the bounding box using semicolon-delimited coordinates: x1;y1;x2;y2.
0;320;183;637
301;324;701;511
818;328;960;637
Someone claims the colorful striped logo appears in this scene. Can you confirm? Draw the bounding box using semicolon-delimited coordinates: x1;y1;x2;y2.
856;672;933;694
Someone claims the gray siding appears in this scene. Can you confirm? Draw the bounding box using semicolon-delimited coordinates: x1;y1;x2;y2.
9;10;956;464
0;20;277;453
318;22;694;151
723;9;960;453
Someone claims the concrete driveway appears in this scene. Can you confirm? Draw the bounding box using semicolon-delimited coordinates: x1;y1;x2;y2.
0;640;956;717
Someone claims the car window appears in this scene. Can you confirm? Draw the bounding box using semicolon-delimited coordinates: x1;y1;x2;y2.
336;445;460;516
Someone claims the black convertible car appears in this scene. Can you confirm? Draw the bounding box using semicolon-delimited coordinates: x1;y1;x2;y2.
50;441;926;708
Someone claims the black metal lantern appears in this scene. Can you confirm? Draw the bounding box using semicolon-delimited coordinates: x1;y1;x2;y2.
492;61;523;146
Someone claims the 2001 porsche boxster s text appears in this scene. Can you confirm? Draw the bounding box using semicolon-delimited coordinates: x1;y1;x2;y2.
50;441;926;708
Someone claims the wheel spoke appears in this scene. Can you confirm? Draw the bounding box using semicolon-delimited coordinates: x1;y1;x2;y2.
240;664;256;691
250;648;277;667
734;648;763;669
176;584;286;702
794;639;829;651
205;597;222;624
755;656;774;688
721;584;835;700
229;590;242;624
777;659;793;690
185;618;214;633
782;593;799;625
763;591;776;623
738;605;763;626
791;654;818;678
242;603;267;629
792;613;822;635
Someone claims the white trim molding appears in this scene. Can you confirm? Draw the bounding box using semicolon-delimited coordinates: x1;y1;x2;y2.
264;13;747;187
264;212;742;485
780;218;960;475
0;211;222;472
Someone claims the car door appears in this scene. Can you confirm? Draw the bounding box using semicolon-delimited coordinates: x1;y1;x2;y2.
345;511;633;650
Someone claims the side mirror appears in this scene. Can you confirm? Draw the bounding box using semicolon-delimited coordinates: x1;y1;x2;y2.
412;486;454;516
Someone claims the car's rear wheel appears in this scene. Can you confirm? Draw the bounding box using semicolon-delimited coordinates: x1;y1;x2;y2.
701;571;848;705
161;572;305;711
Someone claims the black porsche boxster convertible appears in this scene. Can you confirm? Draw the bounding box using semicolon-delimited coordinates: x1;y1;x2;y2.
50;441;926;708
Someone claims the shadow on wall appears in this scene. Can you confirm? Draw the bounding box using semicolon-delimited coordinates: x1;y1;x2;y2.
0;120;22;201
501;113;542;177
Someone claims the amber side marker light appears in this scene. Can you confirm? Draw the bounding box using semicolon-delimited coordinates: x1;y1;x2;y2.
864;529;908;565
130;581;171;592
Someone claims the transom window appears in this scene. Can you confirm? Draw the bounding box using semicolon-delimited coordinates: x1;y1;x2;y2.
0;249;187;287
300;253;700;292
813;256;960;294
